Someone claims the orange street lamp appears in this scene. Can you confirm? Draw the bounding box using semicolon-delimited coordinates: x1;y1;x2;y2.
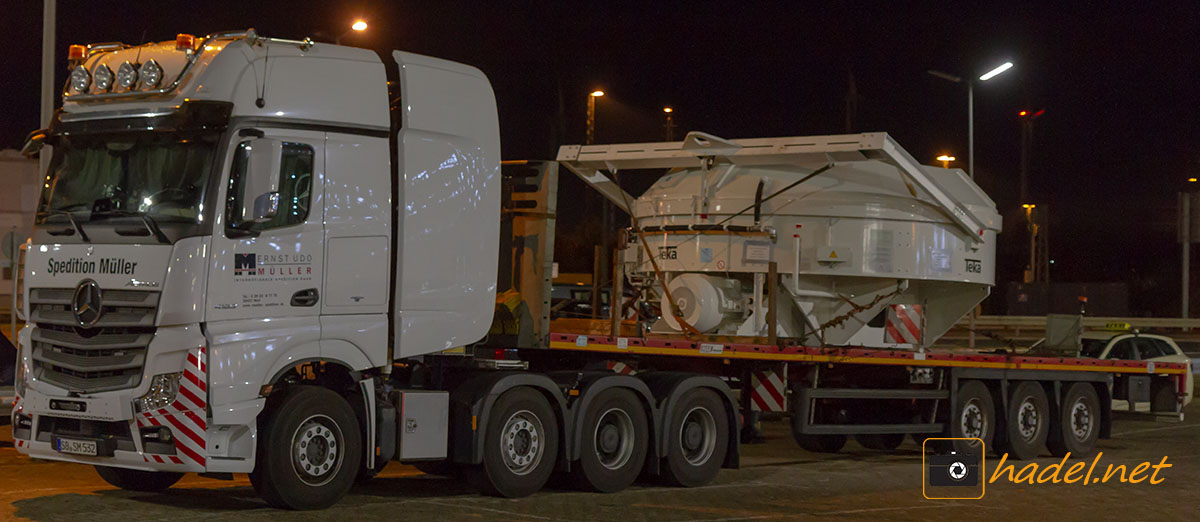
586;89;605;144
936;155;956;168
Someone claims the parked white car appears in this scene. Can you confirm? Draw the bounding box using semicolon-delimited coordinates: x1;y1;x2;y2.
1077;331;1194;410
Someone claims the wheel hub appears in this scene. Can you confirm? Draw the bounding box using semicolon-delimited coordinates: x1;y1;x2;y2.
959;398;987;441
679;406;717;466
1071;398;1093;440
594;408;636;470
502;410;543;475
1018;400;1039;441
291;414;344;487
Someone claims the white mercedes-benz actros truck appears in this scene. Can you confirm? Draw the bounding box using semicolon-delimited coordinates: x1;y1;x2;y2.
12;30;742;509
13;29;1188;511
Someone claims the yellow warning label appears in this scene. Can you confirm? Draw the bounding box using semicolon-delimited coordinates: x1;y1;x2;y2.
829;250;838;259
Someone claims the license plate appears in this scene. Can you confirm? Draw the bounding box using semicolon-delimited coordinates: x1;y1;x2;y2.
56;437;99;456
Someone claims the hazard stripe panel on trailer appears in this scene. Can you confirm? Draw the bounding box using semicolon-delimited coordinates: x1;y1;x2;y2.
885;304;922;344
549;334;1189;375
135;345;208;472
750;368;787;412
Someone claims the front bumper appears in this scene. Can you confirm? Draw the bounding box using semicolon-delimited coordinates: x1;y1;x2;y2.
12;343;211;473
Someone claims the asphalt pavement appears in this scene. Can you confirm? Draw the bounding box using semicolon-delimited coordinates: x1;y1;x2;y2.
2;399;1198;521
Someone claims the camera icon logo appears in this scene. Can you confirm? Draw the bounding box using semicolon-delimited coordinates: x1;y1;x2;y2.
922;438;986;499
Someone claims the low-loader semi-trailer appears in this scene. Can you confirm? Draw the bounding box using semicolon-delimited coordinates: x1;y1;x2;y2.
12;30;1188;509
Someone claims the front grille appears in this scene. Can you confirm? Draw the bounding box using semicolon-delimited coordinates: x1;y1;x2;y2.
30;287;159;393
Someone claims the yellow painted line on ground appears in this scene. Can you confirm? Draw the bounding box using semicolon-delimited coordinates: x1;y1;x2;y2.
548;341;1187;375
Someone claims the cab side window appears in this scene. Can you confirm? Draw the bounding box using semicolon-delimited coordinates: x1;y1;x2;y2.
226;141;315;232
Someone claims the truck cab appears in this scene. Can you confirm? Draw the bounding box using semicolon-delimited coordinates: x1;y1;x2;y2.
13;29;502;507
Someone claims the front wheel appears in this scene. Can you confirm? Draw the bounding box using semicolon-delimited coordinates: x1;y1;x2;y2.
250;386;362;510
94;466;184;492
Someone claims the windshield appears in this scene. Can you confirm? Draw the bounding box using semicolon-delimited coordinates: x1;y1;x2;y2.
38;132;217;227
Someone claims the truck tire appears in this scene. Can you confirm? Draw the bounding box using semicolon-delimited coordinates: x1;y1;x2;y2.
250;386;362;510
950;380;995;455
1001;381;1049;460
855;433;905;452
1047;382;1100;457
662;388;728;487
94;466;184;492
574;388;649;493
472;387;559;498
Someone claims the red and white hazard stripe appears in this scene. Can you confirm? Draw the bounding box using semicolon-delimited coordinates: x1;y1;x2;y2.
605;361;637;375
749;368;786;412
136;346;208;470
885;304;923;345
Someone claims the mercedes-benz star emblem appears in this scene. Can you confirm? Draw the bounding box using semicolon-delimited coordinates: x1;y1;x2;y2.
72;279;103;327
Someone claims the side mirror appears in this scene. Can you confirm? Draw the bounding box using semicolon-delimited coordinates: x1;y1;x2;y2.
239;138;282;224
21;129;47;159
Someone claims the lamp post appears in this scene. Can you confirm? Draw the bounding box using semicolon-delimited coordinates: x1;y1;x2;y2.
335;19;368;44
586;90;604;144
663;106;676;141
936;155;956;168
928;61;1014;178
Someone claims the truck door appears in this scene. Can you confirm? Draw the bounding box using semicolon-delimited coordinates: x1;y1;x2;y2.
208;129;325;322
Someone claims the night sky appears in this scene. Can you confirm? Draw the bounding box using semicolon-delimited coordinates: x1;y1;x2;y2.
3;1;1198;315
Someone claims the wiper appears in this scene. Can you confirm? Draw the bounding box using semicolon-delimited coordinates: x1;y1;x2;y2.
92;210;170;244
45;211;90;242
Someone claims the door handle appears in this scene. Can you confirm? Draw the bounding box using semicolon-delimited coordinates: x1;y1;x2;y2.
291;288;319;307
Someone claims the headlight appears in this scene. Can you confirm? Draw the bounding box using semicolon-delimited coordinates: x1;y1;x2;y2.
139;59;162;89
92;64;113;92
69;65;90;93
134;372;182;413
116;61;138;90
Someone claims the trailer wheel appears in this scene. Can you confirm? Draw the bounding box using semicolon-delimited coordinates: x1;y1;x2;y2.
472;387;559;498
663;388;729;487
1047;383;1100;457
574;388;649;492
855;433;905;452
1001;381;1049;460
94;466;184;492
250;386;362;510
950;380;995;455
